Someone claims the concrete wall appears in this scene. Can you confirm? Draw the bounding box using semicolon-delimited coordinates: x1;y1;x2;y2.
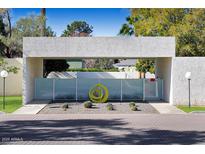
23;57;43;104
172;57;205;105
23;37;175;58
65;72;139;79
0;58;22;96
155;58;173;102
23;37;176;104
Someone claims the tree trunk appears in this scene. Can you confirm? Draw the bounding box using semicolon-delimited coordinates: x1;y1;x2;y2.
140;72;145;79
41;8;46;36
5;46;12;58
139;71;142;79
6;10;11;38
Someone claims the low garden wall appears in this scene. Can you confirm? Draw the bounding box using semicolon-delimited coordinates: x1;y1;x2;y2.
0;58;23;96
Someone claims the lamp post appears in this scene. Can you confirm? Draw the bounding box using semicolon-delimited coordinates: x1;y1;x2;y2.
0;70;8;110
185;72;191;108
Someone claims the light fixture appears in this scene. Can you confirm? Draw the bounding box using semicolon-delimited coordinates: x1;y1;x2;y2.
185;72;191;80
0;70;8;110
0;70;8;78
185;71;191;108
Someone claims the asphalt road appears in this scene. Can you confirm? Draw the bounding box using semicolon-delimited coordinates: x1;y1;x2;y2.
0;114;205;145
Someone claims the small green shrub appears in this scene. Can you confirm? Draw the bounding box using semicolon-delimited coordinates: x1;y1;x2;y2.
130;105;138;111
84;101;93;108
62;103;69;111
106;104;114;111
129;102;136;108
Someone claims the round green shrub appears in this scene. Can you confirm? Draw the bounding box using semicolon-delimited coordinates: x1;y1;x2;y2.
130;105;138;111
129;102;136;108
106;104;114;111
62;103;69;111
84;101;93;108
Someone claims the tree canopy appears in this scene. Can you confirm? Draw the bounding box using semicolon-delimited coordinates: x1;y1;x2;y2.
0;10;56;58
0;58;19;74
61;21;93;37
120;8;205;56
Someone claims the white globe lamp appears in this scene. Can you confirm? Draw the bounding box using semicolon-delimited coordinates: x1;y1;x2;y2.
0;70;8;78
0;70;8;110
185;72;191;80
185;71;191;108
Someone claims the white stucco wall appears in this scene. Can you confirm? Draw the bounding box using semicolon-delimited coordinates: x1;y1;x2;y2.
23;37;175;58
23;57;43;104
155;58;173;103
172;57;205;105
0;58;22;96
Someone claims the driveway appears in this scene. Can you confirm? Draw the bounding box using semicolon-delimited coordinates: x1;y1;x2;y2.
0;114;205;145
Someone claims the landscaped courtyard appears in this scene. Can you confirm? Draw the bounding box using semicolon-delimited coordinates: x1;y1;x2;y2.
38;102;159;114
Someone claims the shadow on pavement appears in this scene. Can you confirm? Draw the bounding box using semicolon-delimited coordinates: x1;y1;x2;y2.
0;119;205;145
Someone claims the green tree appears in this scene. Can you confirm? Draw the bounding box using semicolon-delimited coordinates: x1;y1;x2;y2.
119;11;155;78
94;59;115;70
40;8;46;36
135;59;155;78
0;16;6;36
0;16;6;54
61;21;95;68
0;9;13;57
61;21;93;37
119;16;134;36
129;8;205;56
0;58;19;74
0;14;56;57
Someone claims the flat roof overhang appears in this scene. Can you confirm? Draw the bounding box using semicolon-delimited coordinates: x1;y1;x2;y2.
23;37;175;58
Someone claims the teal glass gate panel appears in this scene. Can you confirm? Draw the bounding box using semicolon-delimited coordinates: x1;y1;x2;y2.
54;79;76;100
144;79;163;100
35;78;53;100
122;79;143;100
77;78;99;100
100;79;121;101
34;78;163;102
157;79;163;100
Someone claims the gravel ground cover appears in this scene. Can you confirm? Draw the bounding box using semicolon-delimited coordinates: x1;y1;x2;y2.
38;102;159;114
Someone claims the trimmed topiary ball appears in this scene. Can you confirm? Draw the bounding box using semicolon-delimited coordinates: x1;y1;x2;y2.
62;103;69;111
129;102;136;108
106;104;114;111
130;105;138;111
84;101;93;108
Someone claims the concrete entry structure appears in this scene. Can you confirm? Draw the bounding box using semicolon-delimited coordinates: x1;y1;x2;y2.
23;36;205;106
23;37;175;104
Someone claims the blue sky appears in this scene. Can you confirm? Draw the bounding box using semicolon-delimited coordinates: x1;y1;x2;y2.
11;8;130;36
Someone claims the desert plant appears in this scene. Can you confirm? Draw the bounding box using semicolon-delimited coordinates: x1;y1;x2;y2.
130;105;138;111
62;103;69;111
129;102;136;108
106;104;114;111
84;101;92;108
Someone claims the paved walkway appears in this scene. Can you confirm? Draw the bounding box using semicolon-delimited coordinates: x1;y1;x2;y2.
150;103;185;114
0;114;205;145
13;104;47;114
